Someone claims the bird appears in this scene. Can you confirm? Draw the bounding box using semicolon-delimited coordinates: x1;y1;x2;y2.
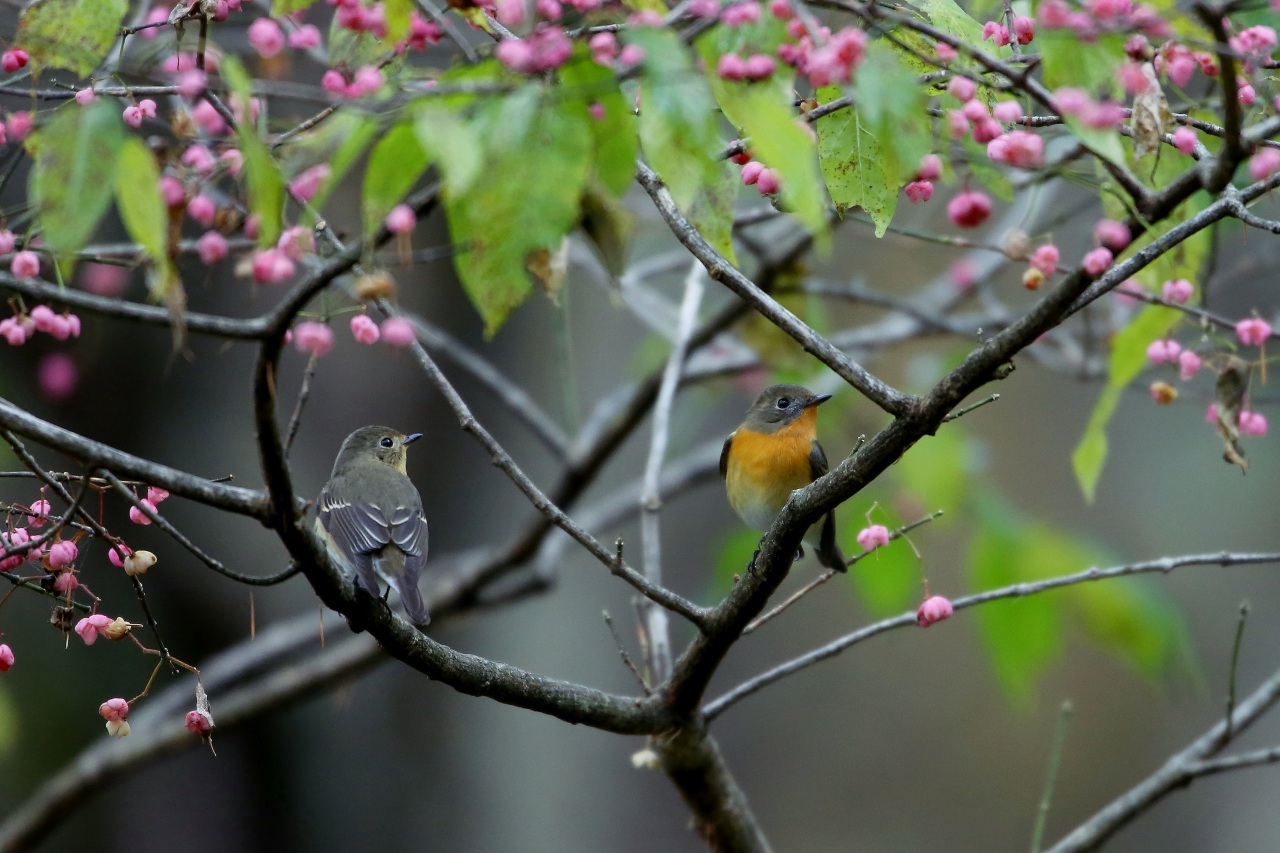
315;425;431;625
720;384;847;572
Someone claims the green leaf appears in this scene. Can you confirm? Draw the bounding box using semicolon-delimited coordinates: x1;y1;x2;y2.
18;0;127;77
114;137;176;297
854;43;932;188
1072;305;1179;501
414;105;483;198
363;120;430;237
1071;578;1193;681
28;102;124;259
444;86;593;334
629;27;721;210
272;0;318;13
221;57;284;246
687;160;740;266
714;528;762;595
896;427;969;521
815;86;899;236
558;53;638;197
907;0;989;51
969;497;1064;705
383;0;413;43
705;71;827;239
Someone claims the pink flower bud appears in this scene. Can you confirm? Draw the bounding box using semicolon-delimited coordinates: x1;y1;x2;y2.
856;524;890;551
380;317;416;347
350;314;381;344
916;595;954;627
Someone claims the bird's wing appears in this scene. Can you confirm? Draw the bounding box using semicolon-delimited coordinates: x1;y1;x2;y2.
387;503;428;558
318;481;392;557
719;432;735;478
808;439;830;480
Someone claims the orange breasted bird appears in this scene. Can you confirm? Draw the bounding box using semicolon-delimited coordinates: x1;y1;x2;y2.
315;426;431;625
720;384;847;572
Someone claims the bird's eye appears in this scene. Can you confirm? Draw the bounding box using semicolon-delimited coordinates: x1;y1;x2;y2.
775;397;791;410
380;437;395;448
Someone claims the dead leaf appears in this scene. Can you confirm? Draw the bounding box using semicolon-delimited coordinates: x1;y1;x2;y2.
1131;63;1171;160
1215;355;1251;473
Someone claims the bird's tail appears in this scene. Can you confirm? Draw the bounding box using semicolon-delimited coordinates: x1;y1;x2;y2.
815;511;848;573
398;580;431;626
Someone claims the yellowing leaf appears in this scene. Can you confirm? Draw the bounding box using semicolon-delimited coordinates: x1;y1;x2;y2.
29;102;124;259
19;0;127;77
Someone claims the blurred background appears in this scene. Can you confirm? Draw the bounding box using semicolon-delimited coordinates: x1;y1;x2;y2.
3;4;1280;853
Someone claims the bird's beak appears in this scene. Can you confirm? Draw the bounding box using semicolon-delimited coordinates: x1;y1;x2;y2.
808;394;832;407
403;433;423;445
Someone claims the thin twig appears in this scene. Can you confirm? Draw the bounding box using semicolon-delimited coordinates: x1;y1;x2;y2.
1031;701;1074;853
1226;601;1250;737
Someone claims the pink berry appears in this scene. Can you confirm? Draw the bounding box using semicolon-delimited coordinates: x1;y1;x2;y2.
744;54;776;81
11;250;39;278
77;262;126;296
380;316;416;347
47;540;78;569
38;353;77;401
5;111;31;141
1;48;29;73
1145;338;1181;365
855;524;890;551
160;175;186;208
251;248;296;284
993;100;1022;123
54;571;79;594
129;499;157;525
187;194;216;227
717;52;748;81
248;18;286;58
148;486;170;504
1082;246;1113;276
293;321;335;357
289;23;322;49
385;204;416;235
185;709;215;734
99;697;130;721
0;318;26;346
109;543;132;568
351;314;381;344
916;595;954;627
288;164;330;202
0;644;13;672
1093;218;1130;250
916;153;942;181
904;180;933;203
740;161;764;185
1239;410;1269;437
197;231;229;264
1172;127;1197;155
1236;317;1272;346
1247;148;1280;181
947;76;976;102
1161;278;1193;303
1012;15;1035;44
0;229;14;254
755;168;781;195
1030;243;1059;274
1178;349;1201;380
74;88;96;106
946;191;992;228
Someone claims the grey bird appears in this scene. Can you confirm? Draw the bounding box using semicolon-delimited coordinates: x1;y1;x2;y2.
315;425;431;625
